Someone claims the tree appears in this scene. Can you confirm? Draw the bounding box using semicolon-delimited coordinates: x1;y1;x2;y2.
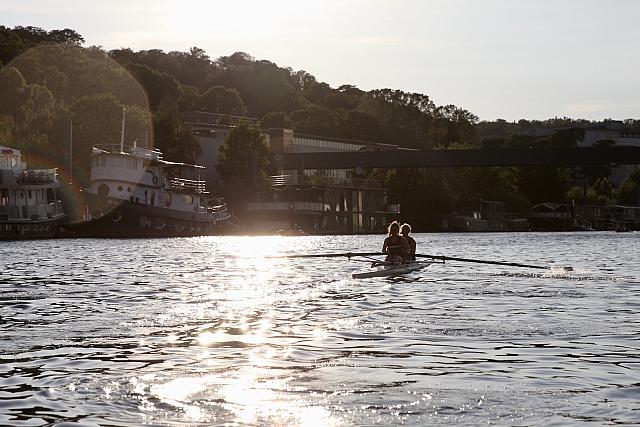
389;168;453;228
0;26;24;65
217;123;272;196
260;111;292;129
69;93;126;184
126;63;183;111
47;28;84;45
616;169;640;205
341;110;385;141
0;66;28;116
198;85;247;115
153;106;200;164
178;46;212;89
517;166;574;204
290;107;339;136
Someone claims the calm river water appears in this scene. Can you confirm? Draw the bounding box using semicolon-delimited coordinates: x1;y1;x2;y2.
1;232;639;426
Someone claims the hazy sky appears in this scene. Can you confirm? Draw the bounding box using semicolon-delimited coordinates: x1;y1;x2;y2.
3;0;639;121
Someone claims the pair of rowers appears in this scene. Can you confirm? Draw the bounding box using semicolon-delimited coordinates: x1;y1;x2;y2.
382;221;416;264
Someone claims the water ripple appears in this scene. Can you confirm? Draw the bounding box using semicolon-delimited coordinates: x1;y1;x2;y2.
1;232;639;425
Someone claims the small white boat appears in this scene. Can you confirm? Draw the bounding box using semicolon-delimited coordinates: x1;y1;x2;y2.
352;261;435;279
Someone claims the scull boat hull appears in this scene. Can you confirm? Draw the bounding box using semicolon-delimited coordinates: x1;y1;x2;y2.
352;261;434;279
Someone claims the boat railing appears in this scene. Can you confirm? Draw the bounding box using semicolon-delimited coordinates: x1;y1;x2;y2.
166;177;207;193
94;145;163;161
14;168;57;184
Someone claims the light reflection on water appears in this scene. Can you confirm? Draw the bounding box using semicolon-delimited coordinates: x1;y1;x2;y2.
1;232;639;426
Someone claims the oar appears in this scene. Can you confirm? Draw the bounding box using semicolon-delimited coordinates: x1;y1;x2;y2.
263;251;383;259
415;253;570;270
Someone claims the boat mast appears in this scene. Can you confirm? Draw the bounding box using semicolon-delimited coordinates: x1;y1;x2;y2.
69;119;73;185
120;107;126;153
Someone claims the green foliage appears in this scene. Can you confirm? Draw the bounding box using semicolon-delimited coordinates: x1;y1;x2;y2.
4;44;147;108
212;52;308;117
517;166;574;204
341;110;385;142
0;25;84;65
567;185;614;206
125;63;183;111
217;122;272;191
4;23;639;220
389;168;453;227
260;111;292;129
290;107;339;136
0;26;24;66
0;66;29;115
616;169;640;205
153;106;200;164
198;85;247;115
0;115;14;143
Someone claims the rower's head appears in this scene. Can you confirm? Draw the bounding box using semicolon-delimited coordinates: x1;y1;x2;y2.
388;221;400;236
401;223;412;236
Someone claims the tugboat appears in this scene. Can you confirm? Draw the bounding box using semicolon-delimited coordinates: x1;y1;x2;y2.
65;143;231;237
0;146;65;239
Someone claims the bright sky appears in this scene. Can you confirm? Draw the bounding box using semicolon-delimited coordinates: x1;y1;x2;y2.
3;0;639;122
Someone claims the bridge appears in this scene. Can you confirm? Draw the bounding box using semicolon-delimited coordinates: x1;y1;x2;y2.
280;146;640;170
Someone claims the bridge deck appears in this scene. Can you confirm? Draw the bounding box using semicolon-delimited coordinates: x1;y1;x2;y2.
280;147;640;170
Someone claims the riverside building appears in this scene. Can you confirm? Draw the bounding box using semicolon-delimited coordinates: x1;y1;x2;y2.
181;111;412;234
244;129;408;234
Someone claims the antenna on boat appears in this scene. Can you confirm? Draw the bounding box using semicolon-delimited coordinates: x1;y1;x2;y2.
69;118;73;185
120;107;126;153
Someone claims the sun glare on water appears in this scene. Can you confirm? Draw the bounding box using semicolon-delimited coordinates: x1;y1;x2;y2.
139;235;338;425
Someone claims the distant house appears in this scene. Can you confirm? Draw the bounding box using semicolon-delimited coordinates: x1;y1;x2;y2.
527;203;575;231
436;200;528;232
527;202;640;231
179;111;259;188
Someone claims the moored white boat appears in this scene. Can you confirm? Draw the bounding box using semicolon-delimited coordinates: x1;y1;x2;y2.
0;146;65;239
352;260;434;279
64;144;231;237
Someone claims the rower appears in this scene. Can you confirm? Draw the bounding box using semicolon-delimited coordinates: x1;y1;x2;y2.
401;223;416;262
382;221;410;264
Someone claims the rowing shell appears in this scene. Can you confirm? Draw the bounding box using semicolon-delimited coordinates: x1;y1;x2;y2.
352;261;435;279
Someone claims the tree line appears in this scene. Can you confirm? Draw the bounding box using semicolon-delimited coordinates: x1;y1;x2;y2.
0;25;638;228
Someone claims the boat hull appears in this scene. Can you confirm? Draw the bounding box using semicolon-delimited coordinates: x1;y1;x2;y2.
0;218;63;240
352;261;434;279
64;196;230;238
